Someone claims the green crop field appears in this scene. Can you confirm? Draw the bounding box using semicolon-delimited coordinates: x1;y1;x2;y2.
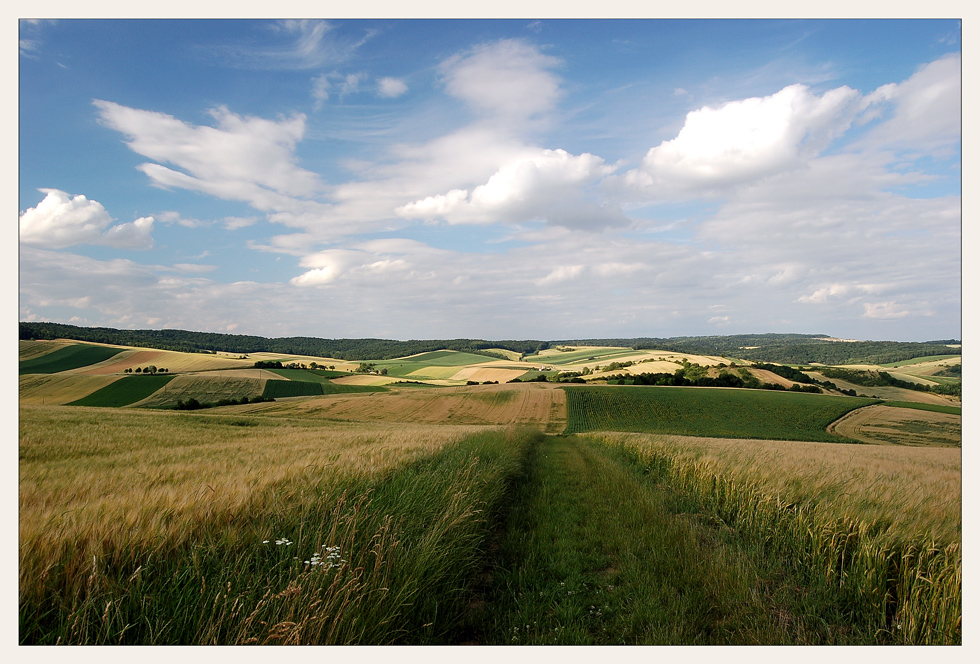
562;385;877;441
67;375;176;407
261;379;325;398
384;350;496;367
268;368;348;381
883;401;962;415
19;344;125;375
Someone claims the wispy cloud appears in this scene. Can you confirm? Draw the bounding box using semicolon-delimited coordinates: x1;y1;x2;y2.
209;20;376;70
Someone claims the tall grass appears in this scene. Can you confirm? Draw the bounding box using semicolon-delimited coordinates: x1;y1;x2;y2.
597;434;960;644
20;405;537;644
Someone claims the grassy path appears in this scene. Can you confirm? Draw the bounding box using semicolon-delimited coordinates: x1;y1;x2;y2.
464;435;789;644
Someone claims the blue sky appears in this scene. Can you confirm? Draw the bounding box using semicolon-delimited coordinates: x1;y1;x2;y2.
18;17;962;341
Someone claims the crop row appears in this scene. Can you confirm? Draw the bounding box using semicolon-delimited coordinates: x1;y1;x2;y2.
562;385;877;441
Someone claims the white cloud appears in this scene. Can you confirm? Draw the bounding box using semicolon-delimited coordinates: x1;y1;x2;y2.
19;189;154;250
856;53;960;153
862;302;911;319
94;100;324;211
311;73;331;109
536;265;583;286
395;148;622;229
624;83;862;194
440;39;561;123
377;77;408;98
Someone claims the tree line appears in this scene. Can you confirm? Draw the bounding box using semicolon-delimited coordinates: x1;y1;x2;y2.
20;321;959;366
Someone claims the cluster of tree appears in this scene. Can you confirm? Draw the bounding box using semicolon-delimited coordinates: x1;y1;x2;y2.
934;363;961;377
355;362;387;375
814;367;928;391
750;362;813;384
465;380;500;385
173;395;275;411
601;369;821;393
814;367;960;397
124;366;168;374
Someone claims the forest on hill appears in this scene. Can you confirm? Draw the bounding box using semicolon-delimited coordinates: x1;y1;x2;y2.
20;322;958;366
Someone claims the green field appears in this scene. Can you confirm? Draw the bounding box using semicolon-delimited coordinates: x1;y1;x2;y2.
562;385;877;441
19;344;124;375
883;401;962;415
67;375;176;407
261;379;325;398
268;368;348;381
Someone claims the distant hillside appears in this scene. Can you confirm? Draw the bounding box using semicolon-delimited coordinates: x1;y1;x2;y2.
20;322;959;365
19;322;547;361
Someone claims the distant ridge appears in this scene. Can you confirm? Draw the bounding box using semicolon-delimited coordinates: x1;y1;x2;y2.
19;322;959;366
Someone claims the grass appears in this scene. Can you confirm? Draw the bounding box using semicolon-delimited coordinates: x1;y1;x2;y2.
19;403;538;644
563;385;877;441
19;343;125;375
468;435;789;644
19;399;960;644
596;434;961;644
67;374;176;407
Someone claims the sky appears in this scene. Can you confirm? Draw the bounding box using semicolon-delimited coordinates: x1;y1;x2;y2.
18;17;963;342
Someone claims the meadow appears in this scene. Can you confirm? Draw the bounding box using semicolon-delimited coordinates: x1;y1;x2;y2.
18;337;961;644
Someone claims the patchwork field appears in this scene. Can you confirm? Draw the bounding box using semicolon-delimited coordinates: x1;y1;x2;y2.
18;336;962;644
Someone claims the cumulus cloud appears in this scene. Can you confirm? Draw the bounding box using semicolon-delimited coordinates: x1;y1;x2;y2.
377;76;408;98
20;189;154;249
440;39;562;123
623;83;862;194
94;100;324;212
395;148;623;229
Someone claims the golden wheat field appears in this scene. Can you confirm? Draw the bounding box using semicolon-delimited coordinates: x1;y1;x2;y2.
18;374;122;405
18;404;487;588
222;382;568;433
595;431;961;543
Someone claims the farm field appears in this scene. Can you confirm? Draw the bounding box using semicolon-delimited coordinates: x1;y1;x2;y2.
18;336;962;644
18;342;125;375
829;404;962;447
229;382;568;433
67;374;177;407
19;373;122;405
562;385;877;441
